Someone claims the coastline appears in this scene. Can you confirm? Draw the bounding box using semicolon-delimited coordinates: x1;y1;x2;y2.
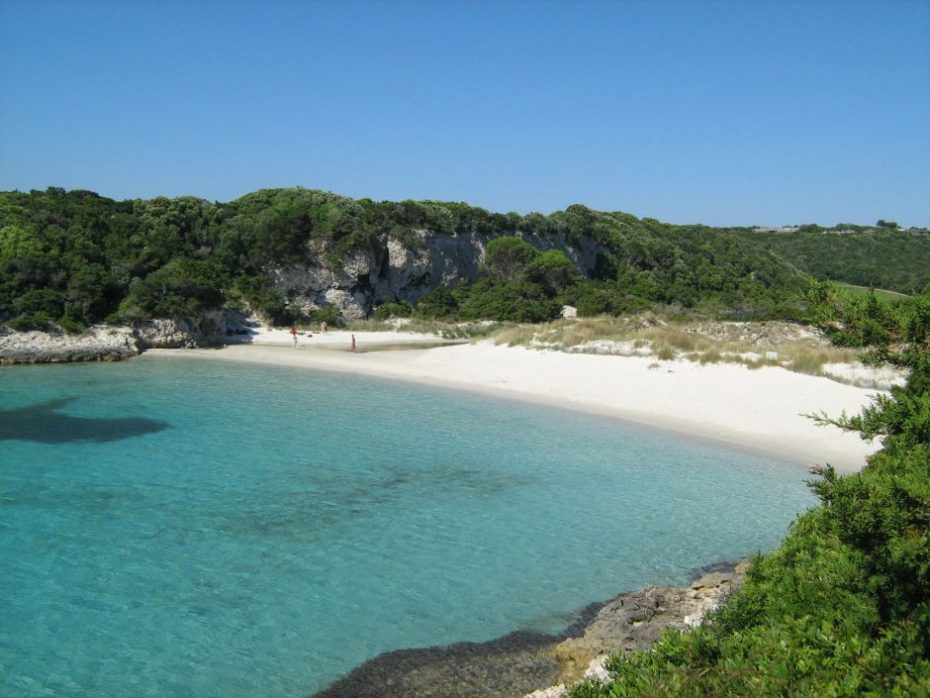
6;328;882;695
144;331;881;474
311;561;744;698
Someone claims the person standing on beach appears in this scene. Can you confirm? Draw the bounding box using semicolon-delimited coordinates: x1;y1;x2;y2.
290;326;298;347
351;334;356;352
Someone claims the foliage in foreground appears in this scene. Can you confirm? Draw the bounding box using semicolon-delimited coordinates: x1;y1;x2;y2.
568;284;930;697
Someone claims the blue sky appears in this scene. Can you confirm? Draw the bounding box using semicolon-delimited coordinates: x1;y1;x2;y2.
1;0;928;227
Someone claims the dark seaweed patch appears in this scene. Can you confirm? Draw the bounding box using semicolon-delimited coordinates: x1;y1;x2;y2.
0;398;168;443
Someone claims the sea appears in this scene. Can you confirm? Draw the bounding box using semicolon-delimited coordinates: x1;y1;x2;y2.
0;356;817;696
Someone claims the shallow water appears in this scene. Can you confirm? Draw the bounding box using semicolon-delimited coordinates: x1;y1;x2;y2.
0;357;816;696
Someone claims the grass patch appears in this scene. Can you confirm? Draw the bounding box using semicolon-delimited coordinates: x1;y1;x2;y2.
781;344;858;375
835;283;910;303
655;342;676;361
343;318;503;339
493;324;541;347
345;313;870;384
489;314;867;381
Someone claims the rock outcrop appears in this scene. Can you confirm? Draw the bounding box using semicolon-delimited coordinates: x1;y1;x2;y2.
312;563;746;698
133;310;227;349
0;310;228;364
0;325;140;364
548;568;742;691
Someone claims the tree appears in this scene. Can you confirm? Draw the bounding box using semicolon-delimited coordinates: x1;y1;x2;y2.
64;264;116;325
805;282;930;443
120;258;224;319
528;249;580;293
483;236;539;281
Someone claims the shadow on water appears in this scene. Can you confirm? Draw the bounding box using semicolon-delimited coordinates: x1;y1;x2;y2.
0;397;169;443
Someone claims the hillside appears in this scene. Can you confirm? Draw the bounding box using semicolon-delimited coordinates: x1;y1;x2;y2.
1;187;804;330
737;228;930;295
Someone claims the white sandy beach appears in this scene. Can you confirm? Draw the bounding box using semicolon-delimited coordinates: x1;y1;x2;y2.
144;327;883;473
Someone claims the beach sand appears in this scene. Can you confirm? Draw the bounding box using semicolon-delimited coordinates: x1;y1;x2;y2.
145;328;882;473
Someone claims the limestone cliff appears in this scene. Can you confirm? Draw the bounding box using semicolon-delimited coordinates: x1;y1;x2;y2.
268;229;608;320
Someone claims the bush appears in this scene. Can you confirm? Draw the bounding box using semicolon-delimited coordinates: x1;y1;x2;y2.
7;311;54;331
372;300;413;320
121;258;224;318
12;288;64;318
454;277;562;323
415;288;459;319
307;304;340;327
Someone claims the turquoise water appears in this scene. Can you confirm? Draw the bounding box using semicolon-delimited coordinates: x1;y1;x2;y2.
1;356;816;696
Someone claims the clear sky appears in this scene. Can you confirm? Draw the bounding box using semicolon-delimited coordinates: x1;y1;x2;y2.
1;0;928;227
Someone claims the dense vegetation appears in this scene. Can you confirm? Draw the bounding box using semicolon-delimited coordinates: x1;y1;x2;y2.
739;228;930;295
415;217;806;323
568;283;930;697
1;187;807;330
4;187;928;334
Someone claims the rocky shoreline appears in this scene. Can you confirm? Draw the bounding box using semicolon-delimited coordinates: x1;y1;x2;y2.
0;324;141;364
0;311;227;365
313;561;746;698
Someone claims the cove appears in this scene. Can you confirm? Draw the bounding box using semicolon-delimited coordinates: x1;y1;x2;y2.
0;358;816;697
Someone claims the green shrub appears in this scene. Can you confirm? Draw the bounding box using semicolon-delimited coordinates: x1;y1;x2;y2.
454;277;562;322
415;288;460;319
306;304;340;327
372;300;413;320
7;312;54;331
58;316;85;334
121;258;224;319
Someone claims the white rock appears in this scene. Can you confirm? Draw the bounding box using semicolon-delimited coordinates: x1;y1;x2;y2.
584;655;612;684
0;325;139;364
134;310;226;348
324;289;367;321
821;362;908;389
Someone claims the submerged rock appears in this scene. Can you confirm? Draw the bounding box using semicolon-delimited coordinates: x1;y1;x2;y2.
311;564;745;698
313;630;563;698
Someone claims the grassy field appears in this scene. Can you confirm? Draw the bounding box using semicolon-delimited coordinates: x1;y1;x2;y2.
835;282;910;302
